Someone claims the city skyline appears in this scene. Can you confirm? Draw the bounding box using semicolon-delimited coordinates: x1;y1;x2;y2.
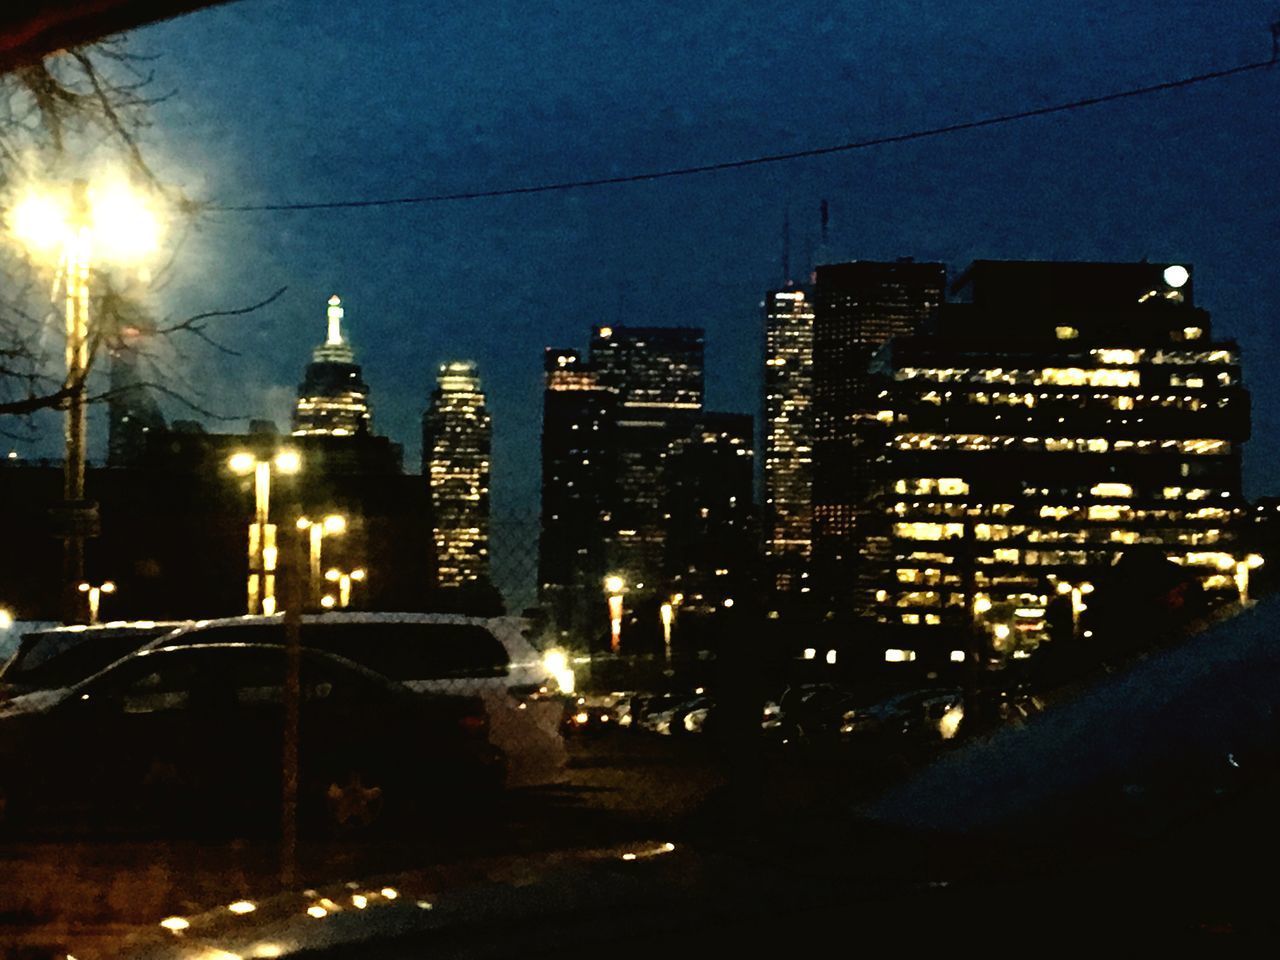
6;0;1271;522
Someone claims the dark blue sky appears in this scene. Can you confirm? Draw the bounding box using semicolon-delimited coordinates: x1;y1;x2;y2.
103;0;1280;513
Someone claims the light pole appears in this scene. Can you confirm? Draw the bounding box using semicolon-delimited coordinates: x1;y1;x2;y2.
8;177;161;623
604;575;625;654
77;579;115;625
297;514;346;609
324;566;366;608
229;449;301;615
1235;554;1264;607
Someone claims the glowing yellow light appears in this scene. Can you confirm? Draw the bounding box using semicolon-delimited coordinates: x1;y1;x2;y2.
274;450;302;474
993;624;1011;640
320;595;336;609
228;900;256;915
599;326;613;339
101;581;116;594
723;598;735;608
544;649;568;675
604;575;625;594
1164;264;1189;288
622;853;637;861
296;517;311;530
938;703;964;740
8;189;72;257
77;582;90;593
250;946;285;959
323;514;347;535
1056;581;1073;594
306;905;328;919
228;452;257;475
351;568;366;581
884;649;916;663
380;887;399;900
88;178;161;264
325;568;341;582
352;894;368;909
159;916;190;931
0;609;11;630
1246;553;1265;569
973;595;992;614
950;650;966;663
262;596;277;616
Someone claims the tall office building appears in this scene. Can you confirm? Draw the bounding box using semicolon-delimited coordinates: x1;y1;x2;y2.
588;326;705;590
763;287;815;592
665;412;757;612
539;348;617;636
812;260;946;607
107;319;167;467
293;295;373;437
873;260;1249;668
423;361;492;588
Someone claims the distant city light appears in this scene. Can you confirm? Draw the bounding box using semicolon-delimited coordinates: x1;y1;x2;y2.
1163;264;1189;288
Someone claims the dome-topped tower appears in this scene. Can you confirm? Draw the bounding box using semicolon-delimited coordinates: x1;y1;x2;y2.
292;294;372;436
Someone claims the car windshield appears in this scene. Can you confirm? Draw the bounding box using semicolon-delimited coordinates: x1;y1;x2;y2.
3;627;174;690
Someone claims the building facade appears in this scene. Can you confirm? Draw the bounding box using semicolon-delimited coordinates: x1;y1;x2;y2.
763;287;815;593
872;260;1249;668
422;361;492;588
293;295;373;437
812;260;945;610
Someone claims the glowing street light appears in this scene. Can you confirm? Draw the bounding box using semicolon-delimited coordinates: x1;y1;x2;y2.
604;575;625;653
324;566;366;608
8;176;163;621
230;449;301;615
77;580;115;625
660;601;675;666
297;514;347;608
1235;553;1265;607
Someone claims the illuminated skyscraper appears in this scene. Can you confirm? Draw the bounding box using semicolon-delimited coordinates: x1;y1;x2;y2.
812;260;945;607
293;295;372;437
423;361;492;588
763;287;814;592
873;260;1248;669
589;325;704;589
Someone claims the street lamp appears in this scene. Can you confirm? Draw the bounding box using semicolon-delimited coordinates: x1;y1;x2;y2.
8;176;162;621
77;580;115;625
297;514;346;608
229;449;301;615
604;575;625;654
1235;553;1265;607
324;566;366;608
660;595;681;668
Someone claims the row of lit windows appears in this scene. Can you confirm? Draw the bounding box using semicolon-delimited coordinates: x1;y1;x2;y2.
894;434;1232;455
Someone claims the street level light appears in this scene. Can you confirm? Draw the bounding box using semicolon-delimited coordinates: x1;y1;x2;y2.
324;566;366;608
660;601;675;668
1235;553;1265;607
604;575;625;654
9;176;163;621
297;514;347;608
77;580;115;625
230;449;301;615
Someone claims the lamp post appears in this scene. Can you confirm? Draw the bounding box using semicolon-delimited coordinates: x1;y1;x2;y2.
77;579;115;625
229;449;301;615
296;514;346;609
604;575;625;654
324;566;366;608
8;177;161;622
1235;553;1264;607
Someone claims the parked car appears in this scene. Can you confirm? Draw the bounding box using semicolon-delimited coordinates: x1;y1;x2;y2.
0;621;189;701
840;688;964;738
0;642;504;835
136;613;568;787
644;696;714;736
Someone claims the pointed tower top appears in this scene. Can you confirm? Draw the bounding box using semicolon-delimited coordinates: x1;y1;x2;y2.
326;294;345;345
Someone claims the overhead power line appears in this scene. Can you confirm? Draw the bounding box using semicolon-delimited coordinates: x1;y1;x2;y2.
212;49;1277;214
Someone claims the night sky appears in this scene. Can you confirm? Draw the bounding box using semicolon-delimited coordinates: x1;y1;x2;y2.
64;0;1280;515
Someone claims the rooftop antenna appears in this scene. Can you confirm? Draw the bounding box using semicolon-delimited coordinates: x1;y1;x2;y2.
781;204;792;286
326;294;344;345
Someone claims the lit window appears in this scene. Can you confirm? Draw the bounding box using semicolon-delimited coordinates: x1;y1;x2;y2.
1090;482;1133;498
884;649;917;662
1055;326;1079;340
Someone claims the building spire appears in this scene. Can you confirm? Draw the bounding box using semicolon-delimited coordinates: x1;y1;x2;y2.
326;294;344;345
